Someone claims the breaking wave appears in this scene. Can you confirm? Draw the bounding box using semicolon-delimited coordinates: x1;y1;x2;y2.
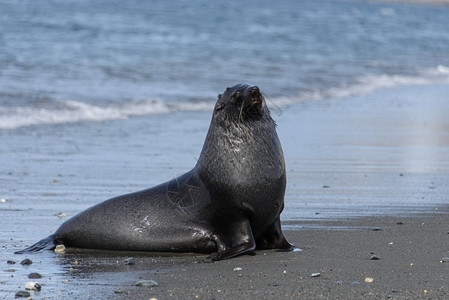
1;66;448;129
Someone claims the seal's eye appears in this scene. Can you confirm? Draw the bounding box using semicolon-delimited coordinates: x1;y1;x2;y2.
231;91;241;99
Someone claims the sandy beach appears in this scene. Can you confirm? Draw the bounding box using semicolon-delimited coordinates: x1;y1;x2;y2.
1;83;449;298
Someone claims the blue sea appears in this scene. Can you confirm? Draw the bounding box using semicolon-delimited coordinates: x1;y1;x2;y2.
1;0;449;128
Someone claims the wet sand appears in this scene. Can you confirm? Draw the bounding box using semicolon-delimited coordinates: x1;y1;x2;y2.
2;83;449;298
120;212;449;299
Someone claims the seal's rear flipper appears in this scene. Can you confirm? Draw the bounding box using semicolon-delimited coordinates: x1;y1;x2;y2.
14;235;58;254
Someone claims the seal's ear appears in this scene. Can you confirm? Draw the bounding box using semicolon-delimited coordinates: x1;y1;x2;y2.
215;103;225;112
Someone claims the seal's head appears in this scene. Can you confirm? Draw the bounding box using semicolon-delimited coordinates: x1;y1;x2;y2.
214;84;270;123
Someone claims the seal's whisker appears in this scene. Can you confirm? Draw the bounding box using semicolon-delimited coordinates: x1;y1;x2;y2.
263;92;283;116
239;102;244;124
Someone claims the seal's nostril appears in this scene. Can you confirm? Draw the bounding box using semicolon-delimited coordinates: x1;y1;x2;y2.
249;86;260;96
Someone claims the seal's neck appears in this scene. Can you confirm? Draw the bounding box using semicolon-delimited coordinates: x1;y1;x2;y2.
195;115;284;185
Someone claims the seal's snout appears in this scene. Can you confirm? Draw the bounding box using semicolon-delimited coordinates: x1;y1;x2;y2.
247;86;263;109
249;86;260;97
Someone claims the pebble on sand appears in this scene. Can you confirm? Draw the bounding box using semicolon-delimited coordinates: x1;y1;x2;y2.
20;258;32;265
365;277;374;283
25;281;42;291
15;290;30;298
370;255;380;260
372;227;381;231
311;273;321;277
135;280;158;287
440;257;449;263
233;267;242;271
54;244;66;254
124;258;136;265
0;198;11;203
28;272;42;279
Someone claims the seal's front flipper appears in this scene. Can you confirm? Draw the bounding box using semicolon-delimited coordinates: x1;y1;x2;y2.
15;235;58;254
210;219;255;260
256;217;293;251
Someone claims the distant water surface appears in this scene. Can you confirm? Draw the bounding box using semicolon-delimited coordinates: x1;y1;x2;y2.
1;0;449;128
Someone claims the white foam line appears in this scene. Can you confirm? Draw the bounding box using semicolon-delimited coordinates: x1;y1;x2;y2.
0;99;214;129
272;65;449;106
1;65;448;129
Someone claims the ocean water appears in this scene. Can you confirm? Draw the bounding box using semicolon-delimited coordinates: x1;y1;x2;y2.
1;0;449;128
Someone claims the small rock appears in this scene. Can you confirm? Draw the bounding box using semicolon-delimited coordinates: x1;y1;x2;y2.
365;277;374;283
54;244;65;254
440;257;449;263
311;273;321;277
135;280;158;287
28;272;42;279
20;258;32;266
233;267;242;271
25;281;41;291
50;179;59;183
7;260;16;265
372;227;381;231
349;281;360;286
322;185;330;188
0;198;10;203
15;290;30;298
370;255;380;260
396;221;403;225
392;289;399;293
4;269;16;272
124;258;135;265
114;289;125;294
56;212;67;218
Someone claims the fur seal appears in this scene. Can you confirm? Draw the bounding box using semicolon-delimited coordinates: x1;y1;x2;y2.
16;84;293;260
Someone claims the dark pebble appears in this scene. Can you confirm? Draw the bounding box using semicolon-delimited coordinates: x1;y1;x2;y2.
372;227;381;231
20;258;32;266
114;289;125;294
124;258;135;265
15;291;30;298
396;221;403;225
7;260;16;265
322;185;330;188
370;255;381;260
349;281;360;286
28;272;42;279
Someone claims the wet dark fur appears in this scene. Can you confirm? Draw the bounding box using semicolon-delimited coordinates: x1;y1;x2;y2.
16;84;293;260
